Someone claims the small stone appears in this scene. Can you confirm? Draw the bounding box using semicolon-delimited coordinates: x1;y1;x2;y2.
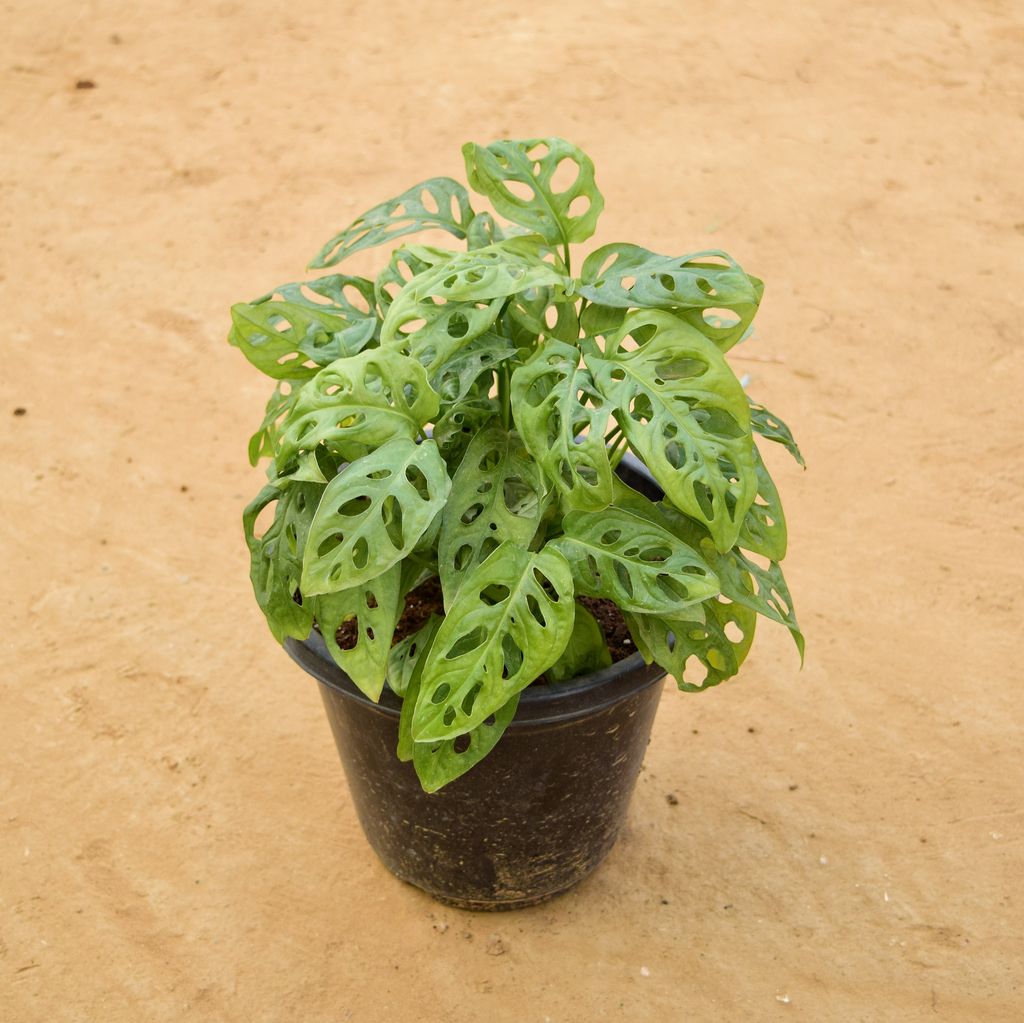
75;79;96;90
640;966;650;977
665;793;679;806
485;934;507;956
13;407;26;416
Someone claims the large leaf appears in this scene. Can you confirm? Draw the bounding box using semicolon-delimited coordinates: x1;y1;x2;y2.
750;400;805;466
511;339;614;510
586;310;756;551
412;543;575;741
437;427;548;602
736;445;788;561
462;137;604;248
380;238;566;373
311;563;403;701
546;603;612;683
301;438;451;596
309;178;475;269
578;245;763;352
551;507;719;614
243;480;322;642
277;348;439;466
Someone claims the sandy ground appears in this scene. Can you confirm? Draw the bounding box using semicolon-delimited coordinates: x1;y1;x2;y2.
2;1;1023;1020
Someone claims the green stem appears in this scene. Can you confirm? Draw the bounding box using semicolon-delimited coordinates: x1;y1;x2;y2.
498;364;511;431
562;240;571;275
608;434;629;469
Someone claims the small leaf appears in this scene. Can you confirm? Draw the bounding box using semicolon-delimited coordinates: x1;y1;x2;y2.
311;563;403;701
437;426;548;602
277;348;439;466
248;382;300;466
511;339;614;510
430;333;518;410
309;177;475;269
462;137;604;247
433;396;500;471
465;211;531;249
750;400;805;466
413;542;575;741
301;438;451;595
736;446;788;561
551;507;720;615
375;245;455;317
587;310;756;551
579;245;763;352
243;480;322;642
397;616;443;760
546;603;612;682
389;614;442;699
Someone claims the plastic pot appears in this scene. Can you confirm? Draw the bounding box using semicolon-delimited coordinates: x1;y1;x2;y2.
283;456;669;910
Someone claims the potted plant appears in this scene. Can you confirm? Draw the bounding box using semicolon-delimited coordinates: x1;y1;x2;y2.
230;137;804;910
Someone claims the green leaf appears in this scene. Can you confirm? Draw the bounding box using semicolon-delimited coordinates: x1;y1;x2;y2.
551;507;720;615
750;401;805;466
624;597;757;692
248;382;300;466
430;333;518;410
309;178;475;269
388;614;442;699
243;480;322;642
413;542;575;741
375;245;455;317
311;563;403;701
277;348;439;466
397;616;443;760
380;238;567;373
462;137;604;247
433;397;500;471
301;438;451;596
438;426;548;602
736;445;788;561
465;211;531;249
546;603;612;682
587;310;756;551
511;339;614;510
578;245;762;352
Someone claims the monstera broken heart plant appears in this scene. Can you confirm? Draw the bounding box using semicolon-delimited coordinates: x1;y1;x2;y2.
230;137;804;909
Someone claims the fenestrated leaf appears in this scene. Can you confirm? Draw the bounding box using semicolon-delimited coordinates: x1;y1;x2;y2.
465;211;531;249
586;310;756;551
578;245;763;352
413;542;575;741
433;396;500;471
388;614;442;700
380;238;567;373
243;480;322;642
462;137;604;248
437;426;548;602
551;506;720;614
248;382;300;466
311;563;403;701
546;603;612;683
430;332;518;410
309;177;475;269
624;597;757;692
736;445;788;561
397;616;443;760
265;274;380;332
750;400;805;467
375;245;455;317
511;339;614;510
301;438;451;596
276;348;439;467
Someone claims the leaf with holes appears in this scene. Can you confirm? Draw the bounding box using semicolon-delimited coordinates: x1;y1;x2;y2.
276;348;439;467
578;245;763;352
465;211;532;249
462;137;604;248
243;480;322;642
301;438;451;596
511;339;614;510
438;427;548;603
309;178;475;269
736;446;788;561
412;543;575;741
551;507;719;615
750;400;805;467
388;614;442;700
248;382;300;466
374;245;456;317
397;616;443;761
546;603;612;683
433;397;500;471
587;310;756;551
380;238;567;373
431;333;518;410
311;563;403;701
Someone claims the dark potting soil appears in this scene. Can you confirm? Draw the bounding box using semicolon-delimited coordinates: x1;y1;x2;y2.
332;577;636;671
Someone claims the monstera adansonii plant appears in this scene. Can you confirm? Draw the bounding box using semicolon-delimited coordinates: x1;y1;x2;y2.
232;136;804;792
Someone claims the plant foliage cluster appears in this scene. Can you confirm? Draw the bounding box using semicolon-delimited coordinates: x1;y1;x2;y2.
231;137;804;791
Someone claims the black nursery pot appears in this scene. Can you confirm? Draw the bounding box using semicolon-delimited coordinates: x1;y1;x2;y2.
284;457;668;911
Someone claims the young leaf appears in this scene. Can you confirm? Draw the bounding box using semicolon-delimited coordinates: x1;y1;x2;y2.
578;245;762;352
412;542;575;741
587;310;756;551
546;603;612;682
433;396;500;471
309;178;475;269
375;245;455;317
462;137;604;248
301;437;451;596
511;339;614;510
397;616;444;760
465;211;531;249
736;445;788;561
437;426;548;603
248;382;300;466
311;563;403;701
276;348;440;466
388;614;442;699
749;401;806;467
430;333;518;410
243;480;323;642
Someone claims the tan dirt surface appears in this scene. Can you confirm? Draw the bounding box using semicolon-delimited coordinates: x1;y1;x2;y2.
2;1;1022;1020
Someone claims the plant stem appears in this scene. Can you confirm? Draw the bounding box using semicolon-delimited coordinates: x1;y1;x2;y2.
498;364;511;430
562;240;571;275
608;434;629;469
